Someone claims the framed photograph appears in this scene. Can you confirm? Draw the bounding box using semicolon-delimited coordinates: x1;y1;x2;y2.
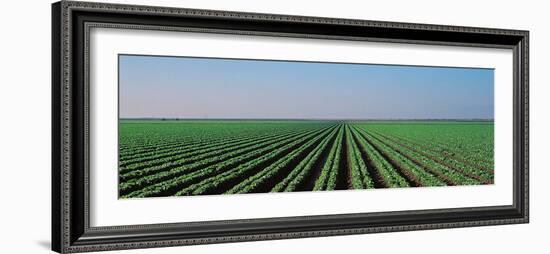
52;1;529;253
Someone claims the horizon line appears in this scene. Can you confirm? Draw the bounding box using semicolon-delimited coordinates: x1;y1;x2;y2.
119;117;495;121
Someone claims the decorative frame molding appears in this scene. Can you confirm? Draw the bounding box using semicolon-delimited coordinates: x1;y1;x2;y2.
52;1;529;253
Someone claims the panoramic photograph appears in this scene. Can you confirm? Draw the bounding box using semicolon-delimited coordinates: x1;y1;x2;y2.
118;55;494;198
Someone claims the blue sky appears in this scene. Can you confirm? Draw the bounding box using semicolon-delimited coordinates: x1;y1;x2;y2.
119;55;494;120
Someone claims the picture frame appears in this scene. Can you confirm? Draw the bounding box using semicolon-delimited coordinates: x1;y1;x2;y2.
51;1;529;253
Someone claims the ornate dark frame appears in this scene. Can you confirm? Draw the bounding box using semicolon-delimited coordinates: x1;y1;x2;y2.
51;1;529;253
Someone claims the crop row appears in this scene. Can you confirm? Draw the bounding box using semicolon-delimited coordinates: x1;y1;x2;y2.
119;129;301;176
122;125;336;198
371;131;493;183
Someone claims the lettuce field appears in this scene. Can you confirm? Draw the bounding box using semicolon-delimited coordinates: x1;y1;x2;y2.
118;120;494;198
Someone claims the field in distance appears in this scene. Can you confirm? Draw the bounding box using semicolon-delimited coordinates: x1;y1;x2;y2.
118;120;494;198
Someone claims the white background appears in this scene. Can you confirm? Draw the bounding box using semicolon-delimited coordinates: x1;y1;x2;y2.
0;0;547;253
91;28;513;226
